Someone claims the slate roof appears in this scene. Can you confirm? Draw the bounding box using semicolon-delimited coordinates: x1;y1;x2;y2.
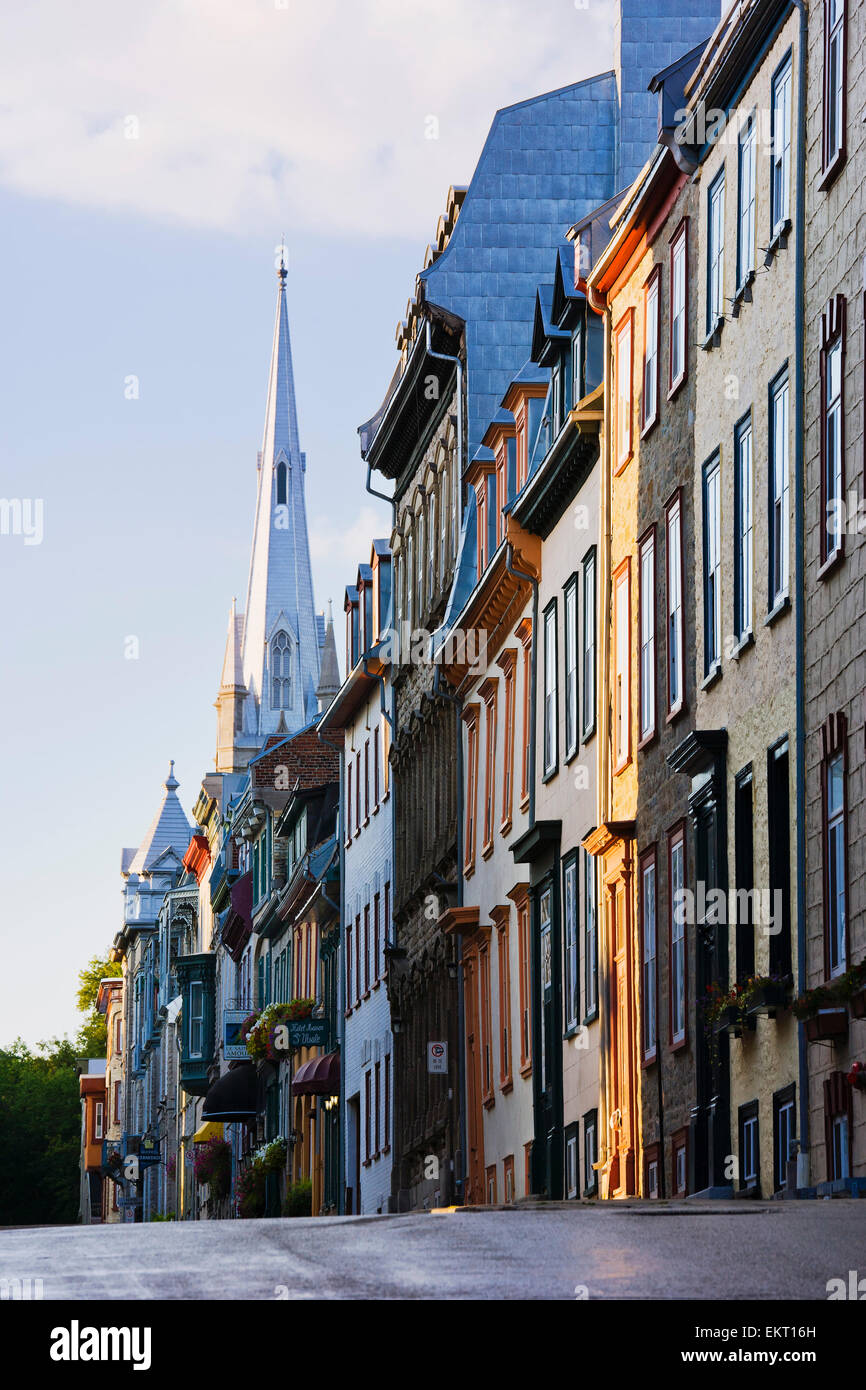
127;763;192;876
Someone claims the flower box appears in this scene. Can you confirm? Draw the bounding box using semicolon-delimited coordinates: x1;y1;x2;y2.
746;980;789;1017
849;989;866;1020
714;1004;756;1038
804;1009;848;1043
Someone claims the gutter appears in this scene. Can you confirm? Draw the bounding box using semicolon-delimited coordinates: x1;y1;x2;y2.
791;0;809;1190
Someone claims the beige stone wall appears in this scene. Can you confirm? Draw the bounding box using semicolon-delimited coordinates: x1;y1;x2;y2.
804;0;866;1181
691;9;800;1199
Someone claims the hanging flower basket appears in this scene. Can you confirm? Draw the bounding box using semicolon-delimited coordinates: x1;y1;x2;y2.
236;1162;266;1218
193;1137;232;1200
253;1136;288;1174
244;1000;317;1062
847;1061;866;1091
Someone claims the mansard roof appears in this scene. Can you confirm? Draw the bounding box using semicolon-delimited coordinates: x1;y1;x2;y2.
126;763;192;877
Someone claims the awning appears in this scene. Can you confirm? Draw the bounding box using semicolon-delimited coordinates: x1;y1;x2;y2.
192;1121;224;1144
292;1051;340;1097
201;1064;258;1123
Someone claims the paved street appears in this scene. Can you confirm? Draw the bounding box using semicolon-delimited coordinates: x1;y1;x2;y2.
2;1201;865;1300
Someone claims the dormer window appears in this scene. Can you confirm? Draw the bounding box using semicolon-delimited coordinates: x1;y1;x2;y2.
276;461;287;506
271;630;293;709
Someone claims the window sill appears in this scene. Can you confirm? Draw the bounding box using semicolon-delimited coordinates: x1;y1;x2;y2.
701;663;722;692
373;980;381;992
362;989;371;1001
372;805;380;817
764;219;791;263
667;372;687;403
612;756;632;776
641;1050;657;1070
637;727;657;753
564;745;580;767
818;150;846;194
763;594;791;627
613;452;633;477
817;549;844;582
728;630;754;659
581;725;596;744
463;860;476;880
500;1077;513;1095
482;1094;495;1112
671;1034;688;1054
701;319;724;352
499;816;513;838
541;765;559;785
519;1060;533;1080
665;700;687;727
583;1008;599;1028
382;1144;391;1156
731;269;756;317
481;840;494;861
563;1023;581;1041
519;793;530;815
640;412;659;441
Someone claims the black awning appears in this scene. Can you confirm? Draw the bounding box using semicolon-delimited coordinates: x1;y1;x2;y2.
201;1063;258;1123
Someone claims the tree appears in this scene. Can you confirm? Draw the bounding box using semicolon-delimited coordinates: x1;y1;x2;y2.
75;950;121;1059
0;1039;81;1226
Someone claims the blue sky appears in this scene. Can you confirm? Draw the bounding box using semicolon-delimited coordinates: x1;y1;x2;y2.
0;0;614;1047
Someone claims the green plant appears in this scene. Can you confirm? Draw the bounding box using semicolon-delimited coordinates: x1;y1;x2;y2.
792;959;866;1020
253;1136;288;1174
236;1162;266;1218
282;1179;313;1218
149;1211;175;1222
193;1137;232;1200
243;1000;317;1062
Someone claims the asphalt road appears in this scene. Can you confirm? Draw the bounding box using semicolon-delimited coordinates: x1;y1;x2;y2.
2;1200;864;1300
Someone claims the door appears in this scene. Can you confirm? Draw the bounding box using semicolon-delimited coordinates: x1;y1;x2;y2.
346;1095;360;1214
463;948;485;1205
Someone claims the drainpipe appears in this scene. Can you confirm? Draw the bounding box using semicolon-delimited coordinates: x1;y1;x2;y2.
791;0;809;1190
317;726;346;1212
428;666;465;1204
505;544;539;829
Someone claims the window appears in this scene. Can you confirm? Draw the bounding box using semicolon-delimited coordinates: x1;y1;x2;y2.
552;358;563;434
571;325;582;405
364;1070;372;1164
771;56;792;228
669;828;686;1046
665;493;684;714
355;751;361;832
672;1129;688;1195
734;768;755;982
406;527;414;630
417;502;425;615
825;1072;852;1180
383;881;390;976
707;170;725;331
773;1084;796;1192
345;760;353;843
481;681;497;853
614;312;633;470
516;893;532;1074
93;1101;104;1142
374;1061;381;1157
703;455;721;675
271;630;293;710
670;221;687;391
565;1127;579;1199
822;0;846;181
646;1152;660;1199
276;461;287;506
480;943;493;1105
737;117;756;285
463;706;480;872
504;1154;515;1204
364;740;370;822
583;1111;598;1195
734;415;753;640
543;601;558;776
499;649;516;830
768;738;792;978
820;299;846;567
613;562;630;770
823;714;848;978
428;487;437;601
640;851;657;1062
496;913;512;1087
538;888;552;1095
384;1054;391;1150
643;270;660;431
638;530;656;743
373;726;380;808
186;981;204;1057
563;856;579;1031
363;905;370;995
769;370;790;603
115;1017;122;1052
519;624;532;806
563;577;579;759
582;548;596;738
739;1101;759;1192
584;850;598;1019
485;1165;497;1204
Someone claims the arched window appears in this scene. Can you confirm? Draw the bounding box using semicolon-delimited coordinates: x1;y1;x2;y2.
271;630;293;709
276;462;287;506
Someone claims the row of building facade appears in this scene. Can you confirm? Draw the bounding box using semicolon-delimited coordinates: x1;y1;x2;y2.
80;0;865;1222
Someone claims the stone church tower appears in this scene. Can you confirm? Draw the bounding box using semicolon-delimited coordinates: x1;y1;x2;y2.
215;259;324;773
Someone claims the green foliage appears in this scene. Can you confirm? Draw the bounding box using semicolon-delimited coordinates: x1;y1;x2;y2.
74;951;121;1059
0;1039;81;1226
282;1179;313;1218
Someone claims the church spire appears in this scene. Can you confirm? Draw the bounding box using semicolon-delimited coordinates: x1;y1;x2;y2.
231;259;320;754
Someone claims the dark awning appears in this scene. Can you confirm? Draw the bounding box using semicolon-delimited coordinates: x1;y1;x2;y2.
292;1052;340;1097
202;1063;258;1123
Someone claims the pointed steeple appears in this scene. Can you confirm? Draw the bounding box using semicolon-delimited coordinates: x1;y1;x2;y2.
238;259;321;745
316;603;341;713
219;597;244;691
215;598;249;774
128;763;192;875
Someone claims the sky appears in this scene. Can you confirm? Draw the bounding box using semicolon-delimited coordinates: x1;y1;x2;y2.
0;0;616;1048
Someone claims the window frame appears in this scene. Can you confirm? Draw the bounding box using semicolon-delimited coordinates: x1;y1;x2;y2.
768;366;791;608
613;558;631;773
583;849;598;1022
733;411;753;642
772;1083;796;1192
563;574;580;761
562;852;580;1033
669;824;687;1048
642;267;661;435
668;218;688;396
820;0;847;187
822;713;849;981
581;547;597;740
639;847;658;1064
819;297;846;571
665;491;685;718
542;599;559;779
706;168;726;333
771;52;793;229
614;309;634;473
638;526;657;746
736;113;757;289
702;452;722;678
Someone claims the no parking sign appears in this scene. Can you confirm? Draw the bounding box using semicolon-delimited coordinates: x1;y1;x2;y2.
427;1041;448;1074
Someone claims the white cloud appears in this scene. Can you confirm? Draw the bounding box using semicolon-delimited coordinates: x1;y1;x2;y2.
0;0;614;240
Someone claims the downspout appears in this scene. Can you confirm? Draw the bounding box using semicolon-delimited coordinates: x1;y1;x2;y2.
317;726;346;1212
430;666;466;1205
587;279;614;1191
792;0;809;1190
